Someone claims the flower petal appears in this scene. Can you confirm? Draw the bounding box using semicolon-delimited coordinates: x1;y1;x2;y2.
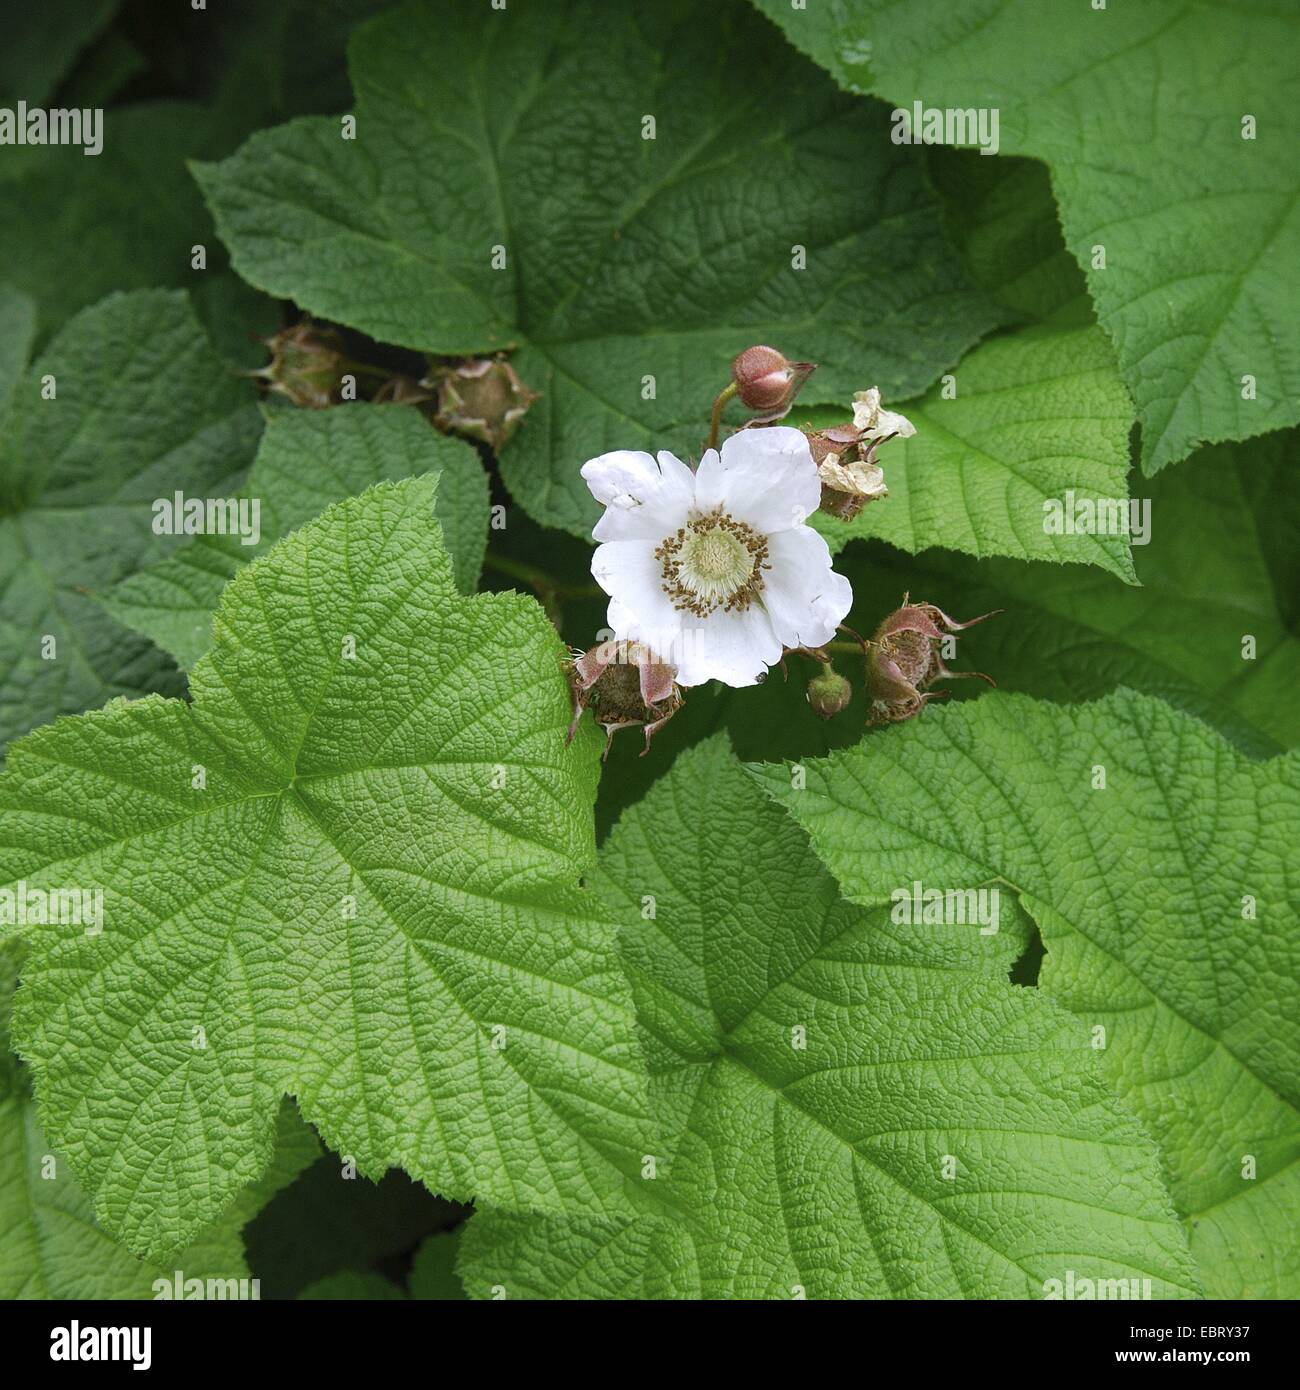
817;455;887;499
761;527;854;649
607;598;780;688
590;540;677;624
582;449;694;541
696;426;820;532
853;387;915;440
676;608;782;688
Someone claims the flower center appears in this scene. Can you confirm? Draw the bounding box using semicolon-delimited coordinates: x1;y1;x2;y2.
655;508;768;617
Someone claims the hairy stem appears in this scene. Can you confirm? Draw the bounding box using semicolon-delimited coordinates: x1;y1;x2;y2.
706;381;738;452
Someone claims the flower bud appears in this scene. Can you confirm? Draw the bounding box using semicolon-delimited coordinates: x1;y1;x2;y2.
806;665;852;719
731;345;817;417
256;321;346;409
864;595;1000;726
566;639;683;757
424;355;540;450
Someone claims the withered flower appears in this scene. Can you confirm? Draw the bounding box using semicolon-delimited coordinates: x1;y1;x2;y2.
864;596;1000;726
804;387;915;520
254;321;347;409
424;355;540;449
566;640;683;757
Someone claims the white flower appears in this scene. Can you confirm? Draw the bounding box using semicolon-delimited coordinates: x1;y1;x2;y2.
582;427;853;688
852;387;916;442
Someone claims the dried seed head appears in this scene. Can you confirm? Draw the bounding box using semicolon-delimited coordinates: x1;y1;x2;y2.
256;321;346;409
566;639;683;757
864;595;1001;726
425;355;541;449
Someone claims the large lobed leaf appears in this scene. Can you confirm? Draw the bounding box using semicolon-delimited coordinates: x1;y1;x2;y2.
751;0;1300;474
0;289;260;757
810;322;1137;581
835;428;1300;758
462;738;1200;1299
0;476;650;1258
0;2;388;349
800;153;1135;579
0;941;318;1299
194;0;1000;538
757;690;1300;1298
103;403;490;671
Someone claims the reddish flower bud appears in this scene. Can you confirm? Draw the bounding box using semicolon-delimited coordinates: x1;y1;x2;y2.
565;640;683;757
806;664;852;720
730;345;817;418
864;595;1001;726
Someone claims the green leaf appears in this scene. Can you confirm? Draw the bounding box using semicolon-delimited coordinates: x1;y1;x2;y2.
0;475;649;1260
0;1;379;348
410;1231;466;1300
751;0;1300;474
0;287;37;428
0;289;261;756
103;404;491;671
0;0;117;106
464;738;1200;1299
299;1269;406;1300
756;689;1300;1298
460;1206;681;1300
836;429;1300;757
924;149;1090;328
0;1093;317;1300
0;941;27;1103
809;322;1138;581
0;943;319;1299
0;107;253;345
194;0;1001;537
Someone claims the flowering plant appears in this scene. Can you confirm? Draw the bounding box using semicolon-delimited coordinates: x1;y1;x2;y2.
0;0;1292;1321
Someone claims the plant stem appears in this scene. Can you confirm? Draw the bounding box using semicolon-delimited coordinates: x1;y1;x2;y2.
336;357;394;381
483;552;604;600
707;381;738;452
